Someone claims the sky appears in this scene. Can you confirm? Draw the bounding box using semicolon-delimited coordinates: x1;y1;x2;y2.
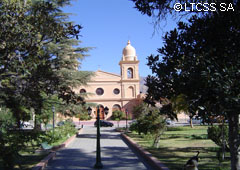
62;0;177;77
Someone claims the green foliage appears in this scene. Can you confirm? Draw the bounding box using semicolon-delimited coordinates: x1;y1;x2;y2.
78;112;91;120
171;94;188;114
111;110;125;120
208;125;229;151
0;107;15;127
129;121;139;132
75;106;93;121
127;125;230;169
131;104;165;134
0;0;93;121
158;101;178;121
130;106;166;148
126;114;132;120
0;112;76;169
135;1;240;167
0;0;92;167
132;102;148;119
0;108;42;169
185;134;208;140
111;110;125;127
35;93;62;126
215;167;230;170
43;121;77;144
131;0;240;24
166;126;187;131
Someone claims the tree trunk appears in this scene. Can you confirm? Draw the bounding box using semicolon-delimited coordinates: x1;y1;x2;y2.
221;122;225;161
34;118;41;130
228;113;240;170
33;108;41;130
190;117;194;128
153;134;161;148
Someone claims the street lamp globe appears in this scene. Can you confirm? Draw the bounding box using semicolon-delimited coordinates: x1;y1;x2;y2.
87;107;92;116
104;106;109;116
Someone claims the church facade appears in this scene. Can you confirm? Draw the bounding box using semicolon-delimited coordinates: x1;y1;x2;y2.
75;40;143;119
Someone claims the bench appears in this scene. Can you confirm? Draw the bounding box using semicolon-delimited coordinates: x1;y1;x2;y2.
41;142;53;150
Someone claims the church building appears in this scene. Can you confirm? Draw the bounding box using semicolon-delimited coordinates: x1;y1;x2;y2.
76;40;143;119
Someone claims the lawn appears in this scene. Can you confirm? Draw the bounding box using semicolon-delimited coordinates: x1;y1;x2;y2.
127;126;230;170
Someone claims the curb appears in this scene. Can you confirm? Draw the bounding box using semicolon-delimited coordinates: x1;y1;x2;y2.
32;152;56;170
121;133;169;170
32;129;83;170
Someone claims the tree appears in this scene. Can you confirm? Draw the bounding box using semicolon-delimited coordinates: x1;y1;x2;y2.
140;16;240;170
50;38;93;119
75;106;92;121
132;102;148;119
111;110;125;127
0;0;92;123
146;16;240;169
131;0;238;23
130;105;166;148
171;94;196;128
132;1;240;169
0;0;92;167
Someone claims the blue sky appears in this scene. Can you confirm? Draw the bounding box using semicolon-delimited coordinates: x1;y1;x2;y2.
62;0;177;77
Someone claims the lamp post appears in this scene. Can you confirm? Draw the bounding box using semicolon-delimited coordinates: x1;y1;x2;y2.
125;109;128;132
94;105;103;168
94;106;109;169
52;106;55;135
86;107;92;128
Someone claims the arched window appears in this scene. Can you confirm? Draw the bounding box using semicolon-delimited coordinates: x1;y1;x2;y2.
127;86;134;97
127;68;133;79
112;104;121;111
80;89;86;94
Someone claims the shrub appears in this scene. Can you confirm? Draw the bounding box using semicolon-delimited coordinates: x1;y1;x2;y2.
129;121;139;132
43;122;77;144
111;110;125;127
132;103;148;119
111;110;125;120
0;108;24;169
166;126;186;131
129;107;166;148
185;134;208;139
207;125;229;151
79;113;91;120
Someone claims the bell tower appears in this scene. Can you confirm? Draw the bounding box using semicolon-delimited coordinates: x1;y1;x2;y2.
119;40;140;99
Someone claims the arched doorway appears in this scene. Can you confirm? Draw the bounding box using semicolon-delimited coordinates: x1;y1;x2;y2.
112;104;121;112
95;105;105;120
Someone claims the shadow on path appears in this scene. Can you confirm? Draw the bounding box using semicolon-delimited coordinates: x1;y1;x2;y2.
101;146;152;169
46;126;152;170
46;148;95;170
77;133;120;140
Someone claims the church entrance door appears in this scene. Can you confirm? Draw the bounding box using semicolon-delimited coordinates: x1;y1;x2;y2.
95;105;104;120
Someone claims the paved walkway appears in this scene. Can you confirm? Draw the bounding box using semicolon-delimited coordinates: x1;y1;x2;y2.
46;126;152;170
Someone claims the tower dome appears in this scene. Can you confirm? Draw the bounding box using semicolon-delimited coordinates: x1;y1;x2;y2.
122;40;137;61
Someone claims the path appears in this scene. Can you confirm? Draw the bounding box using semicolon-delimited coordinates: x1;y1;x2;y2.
45;126;152;170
